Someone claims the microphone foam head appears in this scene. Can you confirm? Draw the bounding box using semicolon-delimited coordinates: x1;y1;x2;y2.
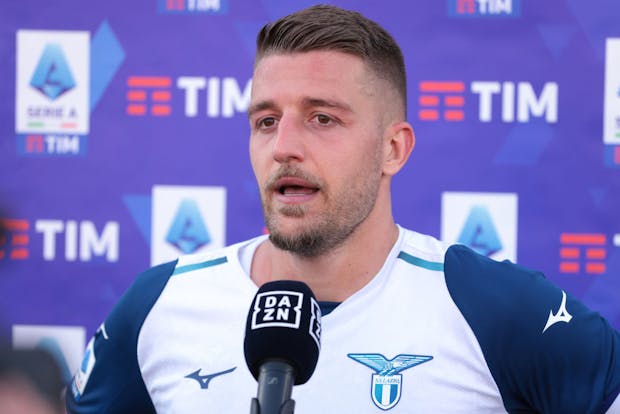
244;280;322;385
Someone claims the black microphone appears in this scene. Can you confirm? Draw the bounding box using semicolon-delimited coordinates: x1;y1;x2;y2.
244;280;322;414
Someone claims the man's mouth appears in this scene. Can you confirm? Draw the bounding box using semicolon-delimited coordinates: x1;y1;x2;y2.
279;185;319;196
273;177;320;196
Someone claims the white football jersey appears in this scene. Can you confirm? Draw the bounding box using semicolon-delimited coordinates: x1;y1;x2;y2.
68;227;620;413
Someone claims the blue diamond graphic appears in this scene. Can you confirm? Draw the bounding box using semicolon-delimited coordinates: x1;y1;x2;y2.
90;20;126;111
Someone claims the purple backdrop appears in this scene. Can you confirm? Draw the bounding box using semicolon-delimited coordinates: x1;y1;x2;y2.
1;0;619;380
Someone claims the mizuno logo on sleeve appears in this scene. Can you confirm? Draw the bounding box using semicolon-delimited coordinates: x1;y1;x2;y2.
543;290;573;333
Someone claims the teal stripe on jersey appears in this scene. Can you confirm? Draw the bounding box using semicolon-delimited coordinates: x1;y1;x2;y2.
397;251;444;271
172;256;228;275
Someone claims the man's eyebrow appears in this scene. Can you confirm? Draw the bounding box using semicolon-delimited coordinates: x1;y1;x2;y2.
247;100;276;118
248;97;353;118
301;97;353;113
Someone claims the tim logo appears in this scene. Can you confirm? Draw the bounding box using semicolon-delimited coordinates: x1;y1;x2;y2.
30;44;76;100
0;219;30;260
418;80;558;123
448;0;521;17
559;233;607;275
126;76;172;116
166;199;211;254
158;0;228;14
20;134;83;156
251;291;303;329
1;218;119;263
418;81;465;122
126;75;251;118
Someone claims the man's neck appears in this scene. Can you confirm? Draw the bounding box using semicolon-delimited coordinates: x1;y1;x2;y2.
250;220;400;302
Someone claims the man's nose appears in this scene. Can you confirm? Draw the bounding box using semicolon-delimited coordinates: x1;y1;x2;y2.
272;115;305;163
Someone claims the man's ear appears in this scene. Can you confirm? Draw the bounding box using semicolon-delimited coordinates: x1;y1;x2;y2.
382;121;415;176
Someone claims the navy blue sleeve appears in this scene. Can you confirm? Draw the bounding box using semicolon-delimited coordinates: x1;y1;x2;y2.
444;244;620;414
66;260;178;414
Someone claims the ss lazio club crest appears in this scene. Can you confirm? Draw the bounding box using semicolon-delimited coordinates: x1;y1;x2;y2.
348;353;433;410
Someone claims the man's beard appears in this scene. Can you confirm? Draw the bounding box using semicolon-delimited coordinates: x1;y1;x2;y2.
262;163;381;258
267;208;359;257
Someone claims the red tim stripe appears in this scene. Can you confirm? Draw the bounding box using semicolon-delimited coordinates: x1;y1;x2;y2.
10;249;29;260
11;234;29;245
559;262;579;273
0;219;29;231
586;248;606;260
419;95;439;106
127;90;147;101
127;77;171;88
419;81;465;93
152;91;172;102
126;104;147;116
444;96;465;106
444;110;464;121
418;109;439;120
560;233;606;245
151;105;172;116
586;262;606;274
559;247;580;259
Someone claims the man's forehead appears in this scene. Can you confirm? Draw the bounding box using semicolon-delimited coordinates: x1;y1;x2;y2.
253;50;369;79
251;52;377;96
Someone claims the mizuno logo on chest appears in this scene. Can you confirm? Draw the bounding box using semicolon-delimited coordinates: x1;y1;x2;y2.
185;367;237;389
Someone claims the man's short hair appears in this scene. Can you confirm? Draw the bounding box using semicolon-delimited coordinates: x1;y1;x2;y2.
255;4;407;112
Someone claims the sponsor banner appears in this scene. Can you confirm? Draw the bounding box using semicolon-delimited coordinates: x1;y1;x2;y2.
418;80;558;124
125;75;252;119
15;30;89;156
441;192;518;262
604;38;620;145
0;218;120;263
447;0;521;18
157;0;228;14
151;185;226;266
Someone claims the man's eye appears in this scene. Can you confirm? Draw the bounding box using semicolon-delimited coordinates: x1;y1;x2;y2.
259;117;276;128
316;114;332;124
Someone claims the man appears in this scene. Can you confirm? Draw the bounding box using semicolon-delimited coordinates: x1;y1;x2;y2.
67;5;620;413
